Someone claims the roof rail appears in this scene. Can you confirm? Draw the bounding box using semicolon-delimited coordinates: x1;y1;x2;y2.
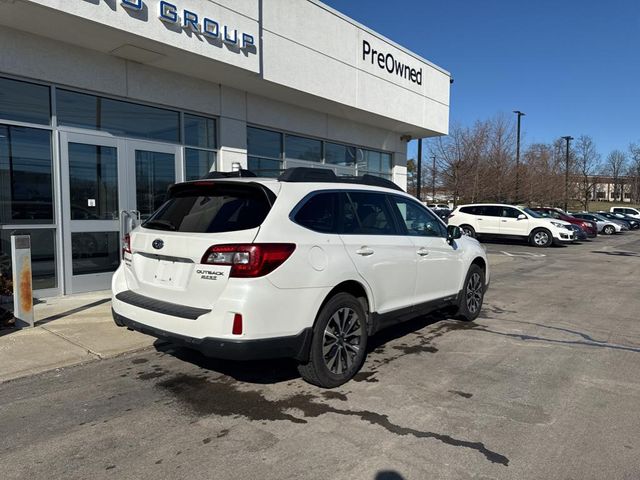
204;169;256;179
277;167;403;192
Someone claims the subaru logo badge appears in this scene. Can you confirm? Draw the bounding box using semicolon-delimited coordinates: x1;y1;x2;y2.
152;239;164;250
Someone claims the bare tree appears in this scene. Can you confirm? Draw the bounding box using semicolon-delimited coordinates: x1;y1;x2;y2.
434;124;475;206
523;143;563;206
573;135;601;210
606;150;627;202
629;143;640;203
485;114;515;202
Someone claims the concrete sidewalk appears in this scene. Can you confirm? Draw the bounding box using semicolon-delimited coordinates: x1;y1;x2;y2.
0;291;156;383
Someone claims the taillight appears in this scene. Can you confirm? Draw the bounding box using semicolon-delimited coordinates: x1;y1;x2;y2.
201;244;296;278
122;234;131;258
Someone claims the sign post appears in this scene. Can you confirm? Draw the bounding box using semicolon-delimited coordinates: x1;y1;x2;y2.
11;234;34;328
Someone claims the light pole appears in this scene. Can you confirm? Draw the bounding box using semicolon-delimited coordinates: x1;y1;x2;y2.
431;155;436;202
513;110;525;203
416;138;422;201
561;136;574;211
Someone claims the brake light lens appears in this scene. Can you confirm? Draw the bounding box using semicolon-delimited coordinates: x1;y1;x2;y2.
122;234;131;258
201;244;296;277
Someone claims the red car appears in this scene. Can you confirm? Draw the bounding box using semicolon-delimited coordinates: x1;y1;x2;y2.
530;207;598;237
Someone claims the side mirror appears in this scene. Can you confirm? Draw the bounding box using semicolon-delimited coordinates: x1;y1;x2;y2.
517;214;527;220
447;225;462;244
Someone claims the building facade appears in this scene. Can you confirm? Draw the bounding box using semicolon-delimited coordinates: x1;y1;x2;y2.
0;0;451;297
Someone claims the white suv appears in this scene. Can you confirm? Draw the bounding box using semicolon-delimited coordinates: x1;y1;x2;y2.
610;207;640;219
448;203;575;247
112;168;489;387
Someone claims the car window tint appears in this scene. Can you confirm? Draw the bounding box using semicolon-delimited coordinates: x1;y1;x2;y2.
344;191;397;235
478;205;500;216
294;192;338;233
460;206;475;214
501;207;521;218
143;183;271;233
391;196;446;237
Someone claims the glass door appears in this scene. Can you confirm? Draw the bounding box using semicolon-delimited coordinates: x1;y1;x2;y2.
60;132;124;293
60;134;181;294
125;140;181;222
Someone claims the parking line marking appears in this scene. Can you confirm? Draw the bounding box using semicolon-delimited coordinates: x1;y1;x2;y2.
500;251;546;258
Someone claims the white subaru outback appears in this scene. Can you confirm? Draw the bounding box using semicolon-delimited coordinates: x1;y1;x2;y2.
112;168;489;387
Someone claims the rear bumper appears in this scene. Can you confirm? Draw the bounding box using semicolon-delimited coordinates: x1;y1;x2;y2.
112;309;312;362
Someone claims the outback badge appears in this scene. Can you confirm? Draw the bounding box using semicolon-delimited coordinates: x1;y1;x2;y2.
152;239;164;250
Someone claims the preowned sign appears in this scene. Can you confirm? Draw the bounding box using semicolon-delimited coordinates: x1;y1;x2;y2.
362;40;422;86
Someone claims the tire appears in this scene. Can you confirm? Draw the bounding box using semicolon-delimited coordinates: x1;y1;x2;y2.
455;264;485;321
460;225;476;238
297;293;368;388
529;228;553;247
603;225;615;235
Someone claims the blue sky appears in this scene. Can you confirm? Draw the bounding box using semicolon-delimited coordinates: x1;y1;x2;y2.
322;0;640;162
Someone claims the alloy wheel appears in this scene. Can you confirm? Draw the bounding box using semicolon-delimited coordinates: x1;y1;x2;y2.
534;231;549;246
322;307;363;375
466;272;483;314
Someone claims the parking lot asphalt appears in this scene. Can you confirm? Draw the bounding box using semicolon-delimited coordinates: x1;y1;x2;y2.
1;234;639;480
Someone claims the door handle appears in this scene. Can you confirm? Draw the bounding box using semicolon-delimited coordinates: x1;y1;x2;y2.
477;218;483;221
501;219;507;222
355;247;374;256
417;248;429;256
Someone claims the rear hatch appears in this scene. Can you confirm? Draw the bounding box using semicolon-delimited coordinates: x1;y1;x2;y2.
126;181;276;309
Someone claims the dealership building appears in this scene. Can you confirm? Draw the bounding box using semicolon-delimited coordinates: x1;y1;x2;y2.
0;0;451;297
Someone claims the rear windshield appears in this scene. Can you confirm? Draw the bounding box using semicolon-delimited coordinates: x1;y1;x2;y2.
142;183;273;233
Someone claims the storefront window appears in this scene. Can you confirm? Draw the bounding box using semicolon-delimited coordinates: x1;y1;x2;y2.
285;134;322;162
185;149;216;180
248;127;282;176
57;90;180;143
184;114;216;149
357;149;393;179
0;125;54;224
325;143;356;166
248;127;282;159
248;157;281;177
0;229;57;291
0;77;50;125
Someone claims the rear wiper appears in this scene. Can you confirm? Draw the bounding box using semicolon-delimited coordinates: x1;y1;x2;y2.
143;219;176;231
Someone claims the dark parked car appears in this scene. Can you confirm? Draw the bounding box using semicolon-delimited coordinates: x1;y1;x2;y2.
609;212;640;230
435;208;452;223
567;224;588;241
530;207;598;238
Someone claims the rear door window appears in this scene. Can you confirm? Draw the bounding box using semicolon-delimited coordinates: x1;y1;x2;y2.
142;182;273;233
343;191;399;235
478;205;501;216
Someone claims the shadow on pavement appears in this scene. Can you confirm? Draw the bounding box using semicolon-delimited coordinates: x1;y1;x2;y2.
476;236;570;248
155;309;455;385
375;471;405;480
